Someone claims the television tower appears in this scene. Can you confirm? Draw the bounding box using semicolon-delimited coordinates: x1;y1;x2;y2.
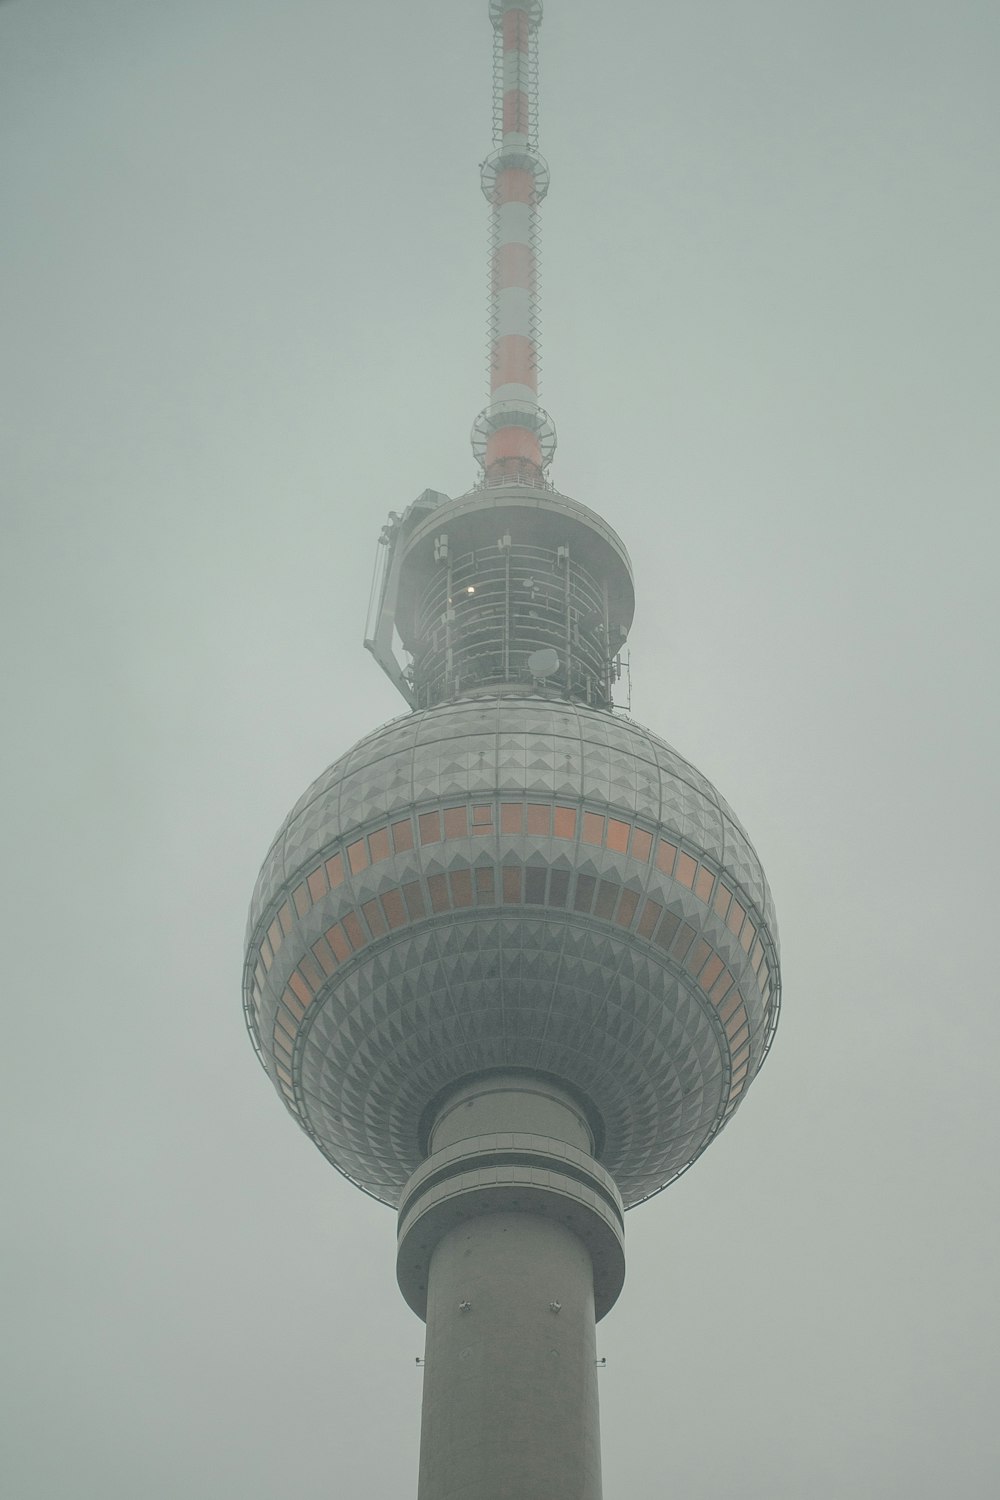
243;4;780;1496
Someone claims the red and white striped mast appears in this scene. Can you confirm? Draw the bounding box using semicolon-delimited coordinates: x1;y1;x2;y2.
472;0;556;487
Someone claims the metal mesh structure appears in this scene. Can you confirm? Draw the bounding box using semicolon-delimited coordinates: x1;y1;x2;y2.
243;696;780;1208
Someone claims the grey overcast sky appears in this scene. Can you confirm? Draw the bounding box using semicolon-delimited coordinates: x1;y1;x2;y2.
2;1;998;1495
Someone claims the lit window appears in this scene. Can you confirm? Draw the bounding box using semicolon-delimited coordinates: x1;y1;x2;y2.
443;807;468;839
260;936;273;971
714;884;732;920
526;804;550;836
362;899;386;936
699;953;724;991
381;890;407;929
694;867;714;904
276;1065;293;1088
283;987;306;1021
312;937;337;975
631;828;653;863
342;911;365;950
325;924;351;962
307;866;328;903
418;812;441;845
687;938;712;976
299;955;322;992
267;918;283;955
274;1010;296;1044
472;804;493;830
347;840;368;874
368;827;391;863
500;803;523;834
325;853;345;888
727;898;746;937
278;902;293;935
740;920;755;953
606;819;630;853
427;874;450;913
655;840;677;876
675;852;697;889
719;988;743;1025
391;819;414;853
293;883;310;918
582;811;604;846
553;806;577;839
709;970;734;1005
729;1021;750;1053
750;938;764;972
670;921;696;960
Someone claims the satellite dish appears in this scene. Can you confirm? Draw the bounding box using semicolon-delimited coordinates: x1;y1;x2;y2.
527;647;560;680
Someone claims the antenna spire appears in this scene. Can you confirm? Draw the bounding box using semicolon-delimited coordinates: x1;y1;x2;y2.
472;0;556;487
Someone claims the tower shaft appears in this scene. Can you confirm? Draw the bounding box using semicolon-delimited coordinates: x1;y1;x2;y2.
398;1074;621;1500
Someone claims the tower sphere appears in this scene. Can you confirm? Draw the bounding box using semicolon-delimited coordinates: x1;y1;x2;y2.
243;692;780;1209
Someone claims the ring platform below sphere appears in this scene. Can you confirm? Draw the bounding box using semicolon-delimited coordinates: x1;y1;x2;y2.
243;695;780;1207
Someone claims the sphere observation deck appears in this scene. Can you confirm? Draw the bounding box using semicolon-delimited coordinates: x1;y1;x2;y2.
243;695;780;1208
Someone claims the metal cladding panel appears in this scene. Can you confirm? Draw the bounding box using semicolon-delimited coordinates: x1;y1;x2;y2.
244;696;780;1207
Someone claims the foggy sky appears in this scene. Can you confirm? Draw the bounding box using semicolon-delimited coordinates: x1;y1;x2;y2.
2;1;998;1496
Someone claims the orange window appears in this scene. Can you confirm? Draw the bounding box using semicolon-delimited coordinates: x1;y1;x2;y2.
616;889;639;928
450;870;473;907
750;938;764;972
694;867;714;904
276;1065;293;1087
293;882;310;918
729;1022;750;1053
402;882;425;920
325;853;345;888
710;969;734;1005
260;936;273;971
362;899;386;937
655;840;677;875
606;818;630;853
526;804;550;836
391;819;414;853
725;1006;747;1039
548;869;569;907
553;806;577;839
573;874;596;913
472;804;493;831
278;902;293;935
699;953;725;991
687;938;712;976
675;852;697;888
418;812;441;845
381;889;407;929
581;811;604;846
307;866;328;903
368;827;391;863
325;923;351;963
595;880;618;919
282;987;306;1021
272;1031;292;1061
312;937;337;976
475;867;495;903
637;899;662;938
267;918;283;955
727;898;746;936
740;920;755;953
731;1040;751;1071
299;955;322;992
719;988;743;1024
631;828;653;863
714;884;732;921
427;874;450;913
502;865;522;903
347;839;368;874
443;806;468;839
274;1010;296;1043
500;803;523;834
341;911;365;950
731;1066;748;1089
